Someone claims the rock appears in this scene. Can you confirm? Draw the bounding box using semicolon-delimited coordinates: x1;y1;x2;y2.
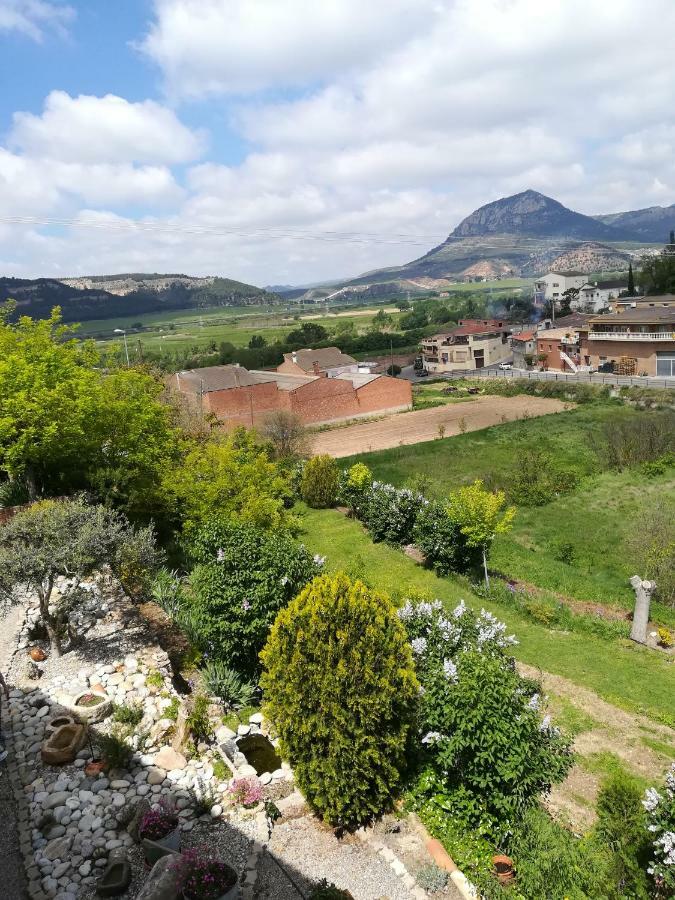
136;854;180;900
126;799;151;842
272;768;285;780
110;779;130;790
215;725;236;742
238;764;257;777
147;768;166;786
237;724;251;737
210;804;223;818
249;713;263;725
154;747;187;771
260;772;272;785
44;836;72;861
44;792;70;810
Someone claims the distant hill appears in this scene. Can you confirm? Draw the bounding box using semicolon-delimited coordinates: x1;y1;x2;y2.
593;204;675;242
315;189;666;298
0;274;279;323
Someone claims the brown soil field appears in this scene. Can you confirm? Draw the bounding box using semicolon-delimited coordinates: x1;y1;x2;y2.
310;395;569;458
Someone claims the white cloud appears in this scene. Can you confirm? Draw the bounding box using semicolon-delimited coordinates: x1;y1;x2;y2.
11;91;204;164
141;0;438;97
0;0;73;40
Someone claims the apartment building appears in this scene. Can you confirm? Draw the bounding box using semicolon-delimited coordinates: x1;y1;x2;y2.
420;319;511;372
578;306;675;376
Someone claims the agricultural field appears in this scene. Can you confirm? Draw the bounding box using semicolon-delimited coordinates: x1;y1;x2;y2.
77;302;405;354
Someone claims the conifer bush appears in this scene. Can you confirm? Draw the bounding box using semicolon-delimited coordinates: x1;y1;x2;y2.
260;573;419;827
301;455;340;508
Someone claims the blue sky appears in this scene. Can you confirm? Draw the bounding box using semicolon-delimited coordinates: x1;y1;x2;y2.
0;0;673;284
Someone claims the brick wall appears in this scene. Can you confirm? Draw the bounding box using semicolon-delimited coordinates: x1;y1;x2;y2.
191;374;411;428
536;337;562;371
579;337;659;376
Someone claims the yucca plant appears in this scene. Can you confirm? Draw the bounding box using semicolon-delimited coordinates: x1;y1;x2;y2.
201;659;255;709
150;567;185;619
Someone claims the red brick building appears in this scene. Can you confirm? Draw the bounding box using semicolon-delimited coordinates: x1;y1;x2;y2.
170;364;412;428
277;346;360;377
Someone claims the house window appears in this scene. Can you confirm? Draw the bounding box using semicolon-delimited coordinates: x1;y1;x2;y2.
656;352;675;377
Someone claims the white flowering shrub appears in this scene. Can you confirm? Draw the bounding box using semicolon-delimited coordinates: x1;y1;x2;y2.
644;764;675;894
361;481;427;545
400;598;573;839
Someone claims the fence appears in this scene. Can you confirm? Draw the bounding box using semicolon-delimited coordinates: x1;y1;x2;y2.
438;369;675;390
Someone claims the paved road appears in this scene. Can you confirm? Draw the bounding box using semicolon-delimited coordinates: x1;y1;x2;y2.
402;365;675;389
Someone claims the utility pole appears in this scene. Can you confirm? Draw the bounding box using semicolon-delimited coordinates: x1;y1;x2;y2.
114;329;130;366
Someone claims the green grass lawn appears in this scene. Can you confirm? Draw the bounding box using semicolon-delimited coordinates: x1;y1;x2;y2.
341;403;675;624
298;505;675;726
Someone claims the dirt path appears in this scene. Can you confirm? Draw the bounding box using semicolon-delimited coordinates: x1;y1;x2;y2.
519;663;675;831
311;395;569;457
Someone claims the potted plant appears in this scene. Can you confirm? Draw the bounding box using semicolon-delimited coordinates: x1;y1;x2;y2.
171;847;239;900
72;689;113;723
139;799;180;865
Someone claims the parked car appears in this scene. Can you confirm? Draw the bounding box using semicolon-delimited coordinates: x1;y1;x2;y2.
498;362;513;370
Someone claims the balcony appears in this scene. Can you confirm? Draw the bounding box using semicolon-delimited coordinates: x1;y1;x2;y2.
588;331;674;341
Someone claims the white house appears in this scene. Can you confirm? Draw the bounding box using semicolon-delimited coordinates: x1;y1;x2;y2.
533;271;587;305
573;279;628;313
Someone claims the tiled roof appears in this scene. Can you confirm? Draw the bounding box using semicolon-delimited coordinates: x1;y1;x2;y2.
282;347;357;372
512;330;537;341
588;307;675;325
175;365;260;393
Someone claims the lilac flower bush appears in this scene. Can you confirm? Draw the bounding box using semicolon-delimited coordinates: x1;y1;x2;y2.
644;763;675;894
400;598;573;840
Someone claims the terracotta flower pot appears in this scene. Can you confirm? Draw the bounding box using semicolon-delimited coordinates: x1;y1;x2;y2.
29;646;47;662
85;759;106;777
493;854;515;885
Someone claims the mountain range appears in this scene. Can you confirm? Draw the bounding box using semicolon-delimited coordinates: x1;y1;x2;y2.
0;273;278;323
300;189;674;300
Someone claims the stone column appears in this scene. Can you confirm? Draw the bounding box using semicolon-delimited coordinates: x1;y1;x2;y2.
629;575;656;644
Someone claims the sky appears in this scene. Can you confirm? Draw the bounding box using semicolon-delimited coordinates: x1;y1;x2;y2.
1;0;674;286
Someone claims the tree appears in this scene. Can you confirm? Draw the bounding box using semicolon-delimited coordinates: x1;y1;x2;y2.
446;480;515;589
386;364;402;377
0;306;179;520
627;262;635;296
286;322;328;345
260;410;310;462
372;309;394;330
186;520;320;676
627;499;675;607
248;334;267;349
559;287;579;316
0;498;161;655
260;574;419;827
639;253;675;295
300;455;339;508
164;430;294;535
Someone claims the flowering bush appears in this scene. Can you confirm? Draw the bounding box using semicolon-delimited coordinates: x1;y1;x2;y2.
228;776;263;808
186;519;320;676
400;598;573;840
360;481;426;545
139;798;178;841
171;847;237;900
644;764;675;894
301;455;340;508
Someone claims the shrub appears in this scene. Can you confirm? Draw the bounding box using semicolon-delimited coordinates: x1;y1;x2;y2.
261;574;419;827
509;447;580;506
551;540;576;565
338;462;373;515
170;847;237;900
186;694;213;743
201;659;255;708
643;763;675;896
657;626;673;648
597;410;675;471
309;880;353;900
401;599;573;839
186;519;320;676
415;863;448;892
228;776;263;808
112;702;143;726
301;455;340;508
97;724;134;770
412;500;479;575
361;481;425;545
595;771;651;898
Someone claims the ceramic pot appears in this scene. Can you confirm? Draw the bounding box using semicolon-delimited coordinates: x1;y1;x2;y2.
71;691;113;724
141;827;181;866
85;759;106;777
493;854;515;885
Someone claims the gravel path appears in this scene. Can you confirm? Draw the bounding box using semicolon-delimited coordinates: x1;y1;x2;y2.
311;395;568;457
262;816;416;899
0;603;29;899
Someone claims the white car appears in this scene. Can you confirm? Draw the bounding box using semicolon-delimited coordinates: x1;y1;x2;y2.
498;362;513;370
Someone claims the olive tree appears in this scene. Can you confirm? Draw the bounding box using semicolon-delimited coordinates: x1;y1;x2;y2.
0;497;162;655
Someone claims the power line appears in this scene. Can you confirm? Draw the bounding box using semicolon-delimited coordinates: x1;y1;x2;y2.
0;214;642;254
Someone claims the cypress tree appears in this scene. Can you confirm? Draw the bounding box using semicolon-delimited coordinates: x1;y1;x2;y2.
627;262;635;296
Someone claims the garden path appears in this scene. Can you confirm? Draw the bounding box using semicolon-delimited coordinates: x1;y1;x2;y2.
519;662;675;831
0;603;29;899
